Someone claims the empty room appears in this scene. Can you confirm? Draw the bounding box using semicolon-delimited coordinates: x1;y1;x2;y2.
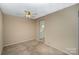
0;3;79;55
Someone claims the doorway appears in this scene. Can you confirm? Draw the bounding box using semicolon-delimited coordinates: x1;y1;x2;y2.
39;20;45;42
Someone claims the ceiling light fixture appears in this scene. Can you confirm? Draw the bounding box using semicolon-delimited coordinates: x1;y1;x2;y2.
25;10;32;19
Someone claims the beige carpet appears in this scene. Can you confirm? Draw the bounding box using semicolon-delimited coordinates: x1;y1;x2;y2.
2;40;67;55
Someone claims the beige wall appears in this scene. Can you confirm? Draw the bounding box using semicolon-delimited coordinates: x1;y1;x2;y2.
36;5;78;54
0;10;3;54
3;14;36;46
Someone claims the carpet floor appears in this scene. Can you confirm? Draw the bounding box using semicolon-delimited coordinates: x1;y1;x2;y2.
2;40;67;55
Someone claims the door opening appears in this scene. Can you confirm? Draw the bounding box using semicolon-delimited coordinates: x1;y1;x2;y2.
39;20;45;42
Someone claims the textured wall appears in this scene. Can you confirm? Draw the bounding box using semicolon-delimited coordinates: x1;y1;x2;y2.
36;5;78;54
3;14;36;46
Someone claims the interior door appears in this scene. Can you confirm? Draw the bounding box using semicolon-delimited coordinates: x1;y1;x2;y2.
39;20;45;42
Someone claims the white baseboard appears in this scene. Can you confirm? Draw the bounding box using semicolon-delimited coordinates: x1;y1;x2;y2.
3;39;35;47
59;50;72;55
44;43;76;55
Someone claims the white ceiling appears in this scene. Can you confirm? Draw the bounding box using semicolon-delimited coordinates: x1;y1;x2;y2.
0;3;76;19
